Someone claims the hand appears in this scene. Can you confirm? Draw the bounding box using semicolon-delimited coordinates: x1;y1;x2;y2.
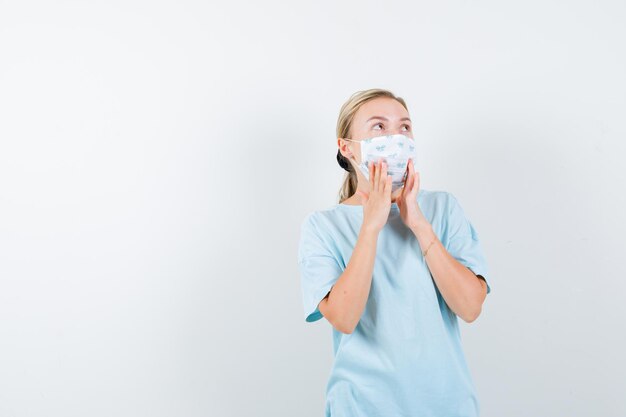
357;158;392;233
396;158;429;231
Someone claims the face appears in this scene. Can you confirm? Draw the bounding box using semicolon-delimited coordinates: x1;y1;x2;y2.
337;97;413;192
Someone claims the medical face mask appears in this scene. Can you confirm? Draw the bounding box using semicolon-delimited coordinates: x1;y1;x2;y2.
344;134;417;193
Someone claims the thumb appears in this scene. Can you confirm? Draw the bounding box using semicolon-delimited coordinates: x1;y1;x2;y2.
356;190;368;203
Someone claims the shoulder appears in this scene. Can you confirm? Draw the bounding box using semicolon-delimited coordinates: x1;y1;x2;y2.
298;208;336;237
418;188;457;211
417;189;470;237
300;207;338;235
299;209;328;229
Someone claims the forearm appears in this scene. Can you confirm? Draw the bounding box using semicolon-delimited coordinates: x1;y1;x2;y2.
321;225;379;333
410;222;487;322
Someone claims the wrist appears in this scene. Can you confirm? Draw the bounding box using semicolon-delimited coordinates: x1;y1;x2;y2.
360;222;381;237
410;221;433;237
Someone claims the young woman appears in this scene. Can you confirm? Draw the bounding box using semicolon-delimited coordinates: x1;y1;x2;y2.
298;89;492;416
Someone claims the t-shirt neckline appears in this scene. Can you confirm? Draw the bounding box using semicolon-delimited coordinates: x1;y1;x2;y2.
335;202;398;208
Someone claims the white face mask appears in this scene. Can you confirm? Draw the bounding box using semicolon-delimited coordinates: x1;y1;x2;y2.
344;134;417;193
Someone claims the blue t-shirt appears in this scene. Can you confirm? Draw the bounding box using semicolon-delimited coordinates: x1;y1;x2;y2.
298;189;492;417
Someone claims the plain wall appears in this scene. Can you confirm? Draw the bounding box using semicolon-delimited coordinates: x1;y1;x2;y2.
1;1;625;416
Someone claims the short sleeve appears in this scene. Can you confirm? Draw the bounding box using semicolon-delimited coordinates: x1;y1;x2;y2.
298;212;343;322
444;193;492;294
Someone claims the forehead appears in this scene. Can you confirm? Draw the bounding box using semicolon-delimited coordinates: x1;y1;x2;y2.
353;97;410;123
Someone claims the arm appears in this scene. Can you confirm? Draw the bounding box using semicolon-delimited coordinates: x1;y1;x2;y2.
318;224;380;334
411;222;488;323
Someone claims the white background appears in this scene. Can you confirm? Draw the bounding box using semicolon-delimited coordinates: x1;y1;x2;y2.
1;1;625;416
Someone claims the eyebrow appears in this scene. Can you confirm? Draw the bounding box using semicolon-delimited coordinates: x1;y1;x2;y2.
366;116;412;123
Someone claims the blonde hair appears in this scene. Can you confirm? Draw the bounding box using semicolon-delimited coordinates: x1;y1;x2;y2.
336;88;408;203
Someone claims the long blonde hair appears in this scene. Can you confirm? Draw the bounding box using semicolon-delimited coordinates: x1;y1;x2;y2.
336;88;408;203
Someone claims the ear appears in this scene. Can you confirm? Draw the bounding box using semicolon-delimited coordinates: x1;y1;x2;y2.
337;137;354;159
337;137;343;150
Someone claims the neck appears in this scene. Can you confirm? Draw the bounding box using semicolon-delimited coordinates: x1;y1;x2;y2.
346;187;401;205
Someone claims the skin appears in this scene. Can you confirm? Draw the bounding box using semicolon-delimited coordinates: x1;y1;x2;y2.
318;97;488;334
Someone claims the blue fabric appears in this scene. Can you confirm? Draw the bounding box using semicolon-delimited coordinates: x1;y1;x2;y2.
298;189;491;417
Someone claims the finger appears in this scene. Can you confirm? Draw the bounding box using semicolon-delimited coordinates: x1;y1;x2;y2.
413;170;420;194
368;160;375;190
380;160;388;192
407;160;415;190
380;160;389;195
374;158;382;191
405;159;414;191
402;159;411;195
409;161;419;192
373;159;380;190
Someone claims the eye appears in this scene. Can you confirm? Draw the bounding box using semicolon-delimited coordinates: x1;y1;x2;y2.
402;124;411;131
372;122;384;130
